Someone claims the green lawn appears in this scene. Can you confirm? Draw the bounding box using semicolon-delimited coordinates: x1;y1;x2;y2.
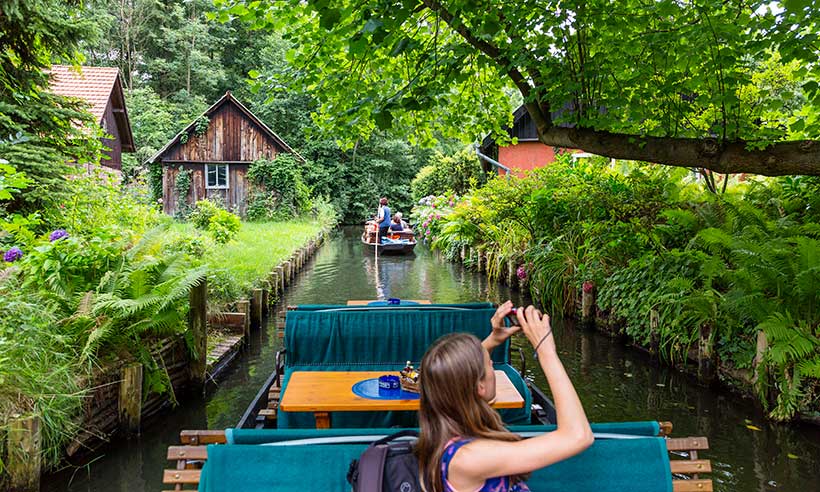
170;220;328;304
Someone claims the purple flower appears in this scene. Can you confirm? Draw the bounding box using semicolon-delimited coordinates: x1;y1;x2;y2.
4;247;23;262
49;229;69;242
449;201;454;207
516;265;527;280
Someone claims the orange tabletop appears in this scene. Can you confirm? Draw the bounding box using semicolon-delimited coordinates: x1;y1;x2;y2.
280;370;525;428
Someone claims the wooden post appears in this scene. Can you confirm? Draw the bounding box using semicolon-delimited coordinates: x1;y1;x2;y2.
7;415;41;492
189;280;207;385
460;245;467;262
268;268;280;297
581;281;596;328
261;287;269;316
506;260;515;286
283;261;292;284
476;251;484;272
237;299;251;339
118;363;143;434
275;266;285;292
752;330;768;386
251;289;264;329
649;309;660;357
698;323;716;384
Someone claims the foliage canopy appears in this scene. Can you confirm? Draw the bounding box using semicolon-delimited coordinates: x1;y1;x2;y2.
214;0;820;176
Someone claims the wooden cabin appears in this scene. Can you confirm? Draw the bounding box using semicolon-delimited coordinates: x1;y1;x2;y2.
480;105;576;176
48;65;136;173
147;92;301;216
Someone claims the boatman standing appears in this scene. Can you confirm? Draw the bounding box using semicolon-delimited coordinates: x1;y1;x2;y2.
377;197;391;243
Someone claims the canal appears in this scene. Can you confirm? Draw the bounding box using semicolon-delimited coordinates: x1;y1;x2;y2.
45;227;820;492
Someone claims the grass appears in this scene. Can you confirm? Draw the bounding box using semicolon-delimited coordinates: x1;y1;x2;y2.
170;219;329;305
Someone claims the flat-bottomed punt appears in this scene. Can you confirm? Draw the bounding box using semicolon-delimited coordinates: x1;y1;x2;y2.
163;302;713;491
361;221;416;254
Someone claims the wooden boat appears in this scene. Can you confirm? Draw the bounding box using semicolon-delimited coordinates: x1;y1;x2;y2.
163;302;714;491
361;220;416;254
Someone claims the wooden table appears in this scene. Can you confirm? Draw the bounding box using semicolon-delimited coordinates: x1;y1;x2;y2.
279;370;525;428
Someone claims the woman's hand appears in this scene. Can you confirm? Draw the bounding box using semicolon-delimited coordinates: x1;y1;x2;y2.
482;300;521;351
516;305;556;359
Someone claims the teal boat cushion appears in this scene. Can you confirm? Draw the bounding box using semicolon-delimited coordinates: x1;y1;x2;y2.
226;421;661;444
277;363;529;429
279;305;529;428
291;303;493;311
284;306;509;366
198;437;672;492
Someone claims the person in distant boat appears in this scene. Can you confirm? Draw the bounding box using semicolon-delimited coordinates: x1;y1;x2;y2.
416;301;594;492
396;212;410;230
390;213;405;231
376;197;391;242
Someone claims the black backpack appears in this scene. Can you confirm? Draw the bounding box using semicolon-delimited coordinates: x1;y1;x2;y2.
347;430;422;492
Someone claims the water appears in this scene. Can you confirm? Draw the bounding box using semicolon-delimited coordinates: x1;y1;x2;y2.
44;227;820;492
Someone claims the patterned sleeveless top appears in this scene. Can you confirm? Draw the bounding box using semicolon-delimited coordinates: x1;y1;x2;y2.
441;438;530;492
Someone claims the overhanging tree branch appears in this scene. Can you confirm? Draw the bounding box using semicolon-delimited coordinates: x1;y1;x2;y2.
421;1;820;176
541;127;819;176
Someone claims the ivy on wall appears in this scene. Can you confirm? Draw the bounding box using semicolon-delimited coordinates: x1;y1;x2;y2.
173;166;192;219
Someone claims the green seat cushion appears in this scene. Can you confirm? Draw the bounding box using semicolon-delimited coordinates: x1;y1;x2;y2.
284;305;509;366
278;304;531;428
227;421;660;444
199;436;671;492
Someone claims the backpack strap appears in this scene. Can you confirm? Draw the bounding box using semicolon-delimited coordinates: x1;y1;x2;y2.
357;431;420;492
357;444;389;492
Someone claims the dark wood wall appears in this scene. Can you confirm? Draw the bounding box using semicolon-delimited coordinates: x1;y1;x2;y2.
160;99;288;216
162;163;249;216
100;102;122;170
162;102;283;162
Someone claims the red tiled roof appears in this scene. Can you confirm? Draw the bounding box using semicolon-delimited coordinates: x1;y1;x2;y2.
47;65;120;124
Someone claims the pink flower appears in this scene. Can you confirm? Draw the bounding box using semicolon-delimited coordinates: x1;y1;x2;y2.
583;280;595;293
516;265;527;280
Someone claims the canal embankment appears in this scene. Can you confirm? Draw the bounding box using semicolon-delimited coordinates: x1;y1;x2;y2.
411;157;820;425
0;197;333;491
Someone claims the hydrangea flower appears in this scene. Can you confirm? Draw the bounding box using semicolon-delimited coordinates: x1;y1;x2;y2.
4;247;23;262
49;229;69;242
516;265;527;280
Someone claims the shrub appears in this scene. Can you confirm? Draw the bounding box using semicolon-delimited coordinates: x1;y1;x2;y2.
247;155;311;219
411;147;488;201
208;209;241;243
189;199;221;229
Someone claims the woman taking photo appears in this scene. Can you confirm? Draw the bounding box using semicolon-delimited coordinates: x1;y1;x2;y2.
416;301;593;492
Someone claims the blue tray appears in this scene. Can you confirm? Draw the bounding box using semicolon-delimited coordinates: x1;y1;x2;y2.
351;378;420;400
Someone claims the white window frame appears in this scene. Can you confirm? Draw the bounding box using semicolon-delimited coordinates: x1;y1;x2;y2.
205;164;229;189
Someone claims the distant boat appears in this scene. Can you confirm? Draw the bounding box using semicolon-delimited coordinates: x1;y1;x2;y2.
361;221;416;254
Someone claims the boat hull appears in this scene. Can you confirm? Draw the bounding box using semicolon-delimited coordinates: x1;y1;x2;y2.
360;237;416;254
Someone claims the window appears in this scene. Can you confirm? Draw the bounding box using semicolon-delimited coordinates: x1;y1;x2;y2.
205;164;228;189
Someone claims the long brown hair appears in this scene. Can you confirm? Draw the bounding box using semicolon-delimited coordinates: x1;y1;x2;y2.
416;333;525;492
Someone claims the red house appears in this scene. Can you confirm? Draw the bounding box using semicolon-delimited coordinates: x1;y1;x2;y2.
48;65;136;173
480;105;573;176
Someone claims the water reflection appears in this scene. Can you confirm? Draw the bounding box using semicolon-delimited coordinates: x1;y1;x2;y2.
45;227;820;492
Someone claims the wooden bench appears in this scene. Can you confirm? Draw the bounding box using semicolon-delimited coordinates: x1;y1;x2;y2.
163;425;712;491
